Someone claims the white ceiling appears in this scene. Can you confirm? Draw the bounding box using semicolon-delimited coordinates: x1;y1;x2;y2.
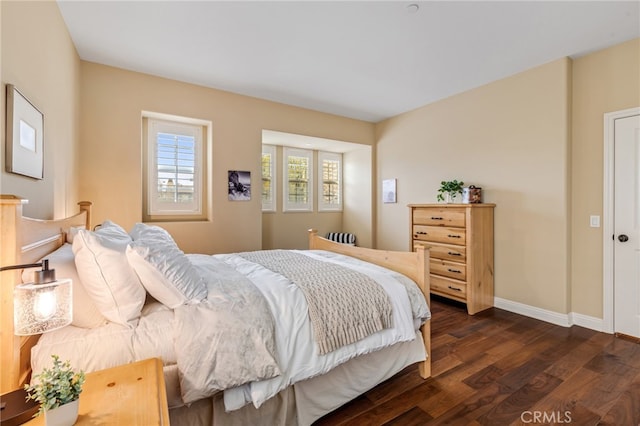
57;1;640;123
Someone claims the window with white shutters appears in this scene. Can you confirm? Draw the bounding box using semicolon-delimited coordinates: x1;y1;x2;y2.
262;145;276;212
283;147;313;212
318;151;342;212
143;113;210;221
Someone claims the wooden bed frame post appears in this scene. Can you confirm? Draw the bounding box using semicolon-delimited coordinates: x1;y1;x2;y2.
416;244;431;379
0;195;27;394
308;229;431;379
78;201;92;231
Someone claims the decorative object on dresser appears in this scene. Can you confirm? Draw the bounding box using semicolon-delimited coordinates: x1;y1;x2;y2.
409;203;495;315
461;185;483;204
436;179;464;203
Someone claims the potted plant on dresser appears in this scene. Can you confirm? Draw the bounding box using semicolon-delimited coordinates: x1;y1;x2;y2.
24;355;85;426
437;179;464;203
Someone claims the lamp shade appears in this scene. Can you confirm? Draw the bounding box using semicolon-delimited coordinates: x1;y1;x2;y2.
13;278;72;335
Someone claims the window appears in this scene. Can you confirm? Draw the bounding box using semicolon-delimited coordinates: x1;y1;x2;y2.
318;151;342;211
143;113;210;221
283;147;313;212
261;145;276;211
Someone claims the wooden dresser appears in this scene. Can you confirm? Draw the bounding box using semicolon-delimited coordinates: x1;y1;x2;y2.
409;204;495;315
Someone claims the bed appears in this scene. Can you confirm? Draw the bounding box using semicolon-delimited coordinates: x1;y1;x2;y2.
0;195;431;425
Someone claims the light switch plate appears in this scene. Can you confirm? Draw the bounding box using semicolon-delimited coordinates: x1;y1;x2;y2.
590;215;600;228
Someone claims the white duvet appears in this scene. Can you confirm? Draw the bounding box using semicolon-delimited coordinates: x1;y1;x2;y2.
32;250;430;413
212;250;430;411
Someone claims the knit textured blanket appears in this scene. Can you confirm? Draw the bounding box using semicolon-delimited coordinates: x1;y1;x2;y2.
239;250;393;355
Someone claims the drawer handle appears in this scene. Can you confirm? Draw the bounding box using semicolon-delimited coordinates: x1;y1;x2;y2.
447;268;462;274
416;231;427;235
447;234;461;238
431;216;443;220
448;252;461;256
447;286;462;292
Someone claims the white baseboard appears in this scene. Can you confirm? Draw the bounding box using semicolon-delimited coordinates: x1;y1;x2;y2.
493;297;608;333
569;312;608;332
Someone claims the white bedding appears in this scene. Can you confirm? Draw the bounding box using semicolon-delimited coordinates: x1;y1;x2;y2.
216;250;429;411
32;301;176;374
32;249;430;414
31;300;188;406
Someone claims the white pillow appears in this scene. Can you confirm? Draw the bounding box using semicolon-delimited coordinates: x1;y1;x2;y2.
22;244;107;329
127;223;207;308
72;221;146;327
65;226;85;244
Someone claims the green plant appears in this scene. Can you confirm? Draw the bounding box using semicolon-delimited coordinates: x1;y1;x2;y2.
24;355;85;416
437;179;464;202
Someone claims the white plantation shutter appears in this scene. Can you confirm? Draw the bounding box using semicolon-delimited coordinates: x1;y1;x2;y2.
283;147;313;212
148;119;202;215
262;145;276;211
319;151;342;211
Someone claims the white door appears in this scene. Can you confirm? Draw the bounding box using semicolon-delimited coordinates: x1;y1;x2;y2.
614;113;640;338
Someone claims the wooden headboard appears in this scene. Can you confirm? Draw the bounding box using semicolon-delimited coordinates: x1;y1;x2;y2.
0;195;91;394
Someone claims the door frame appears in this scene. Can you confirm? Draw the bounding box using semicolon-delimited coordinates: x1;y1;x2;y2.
603;106;640;334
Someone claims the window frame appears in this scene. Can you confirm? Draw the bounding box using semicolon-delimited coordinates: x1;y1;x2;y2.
318;151;343;212
261;144;276;212
283;147;313;212
142;112;211;222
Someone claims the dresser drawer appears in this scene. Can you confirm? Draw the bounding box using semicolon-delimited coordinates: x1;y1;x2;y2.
413;208;465;227
414;241;466;262
431;275;467;300
430;258;467;281
413;225;466;245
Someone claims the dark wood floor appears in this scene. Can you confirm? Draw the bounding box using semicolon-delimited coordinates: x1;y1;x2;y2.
314;296;640;425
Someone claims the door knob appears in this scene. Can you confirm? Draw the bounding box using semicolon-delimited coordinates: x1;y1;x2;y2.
618;234;629;242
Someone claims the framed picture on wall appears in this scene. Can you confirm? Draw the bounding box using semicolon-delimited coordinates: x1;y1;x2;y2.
5;84;44;179
228;170;251;201
383;178;397;203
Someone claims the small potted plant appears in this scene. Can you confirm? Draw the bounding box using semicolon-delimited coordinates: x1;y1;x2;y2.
437;179;464;203
24;355;85;426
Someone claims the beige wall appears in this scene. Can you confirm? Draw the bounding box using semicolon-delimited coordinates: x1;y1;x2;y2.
571;38;640;318
79;62;373;254
0;1;81;219
343;147;374;248
376;38;640;320
376;58;573;314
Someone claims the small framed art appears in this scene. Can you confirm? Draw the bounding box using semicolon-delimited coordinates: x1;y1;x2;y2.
228;170;251;201
6;84;44;179
383;178;397;203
